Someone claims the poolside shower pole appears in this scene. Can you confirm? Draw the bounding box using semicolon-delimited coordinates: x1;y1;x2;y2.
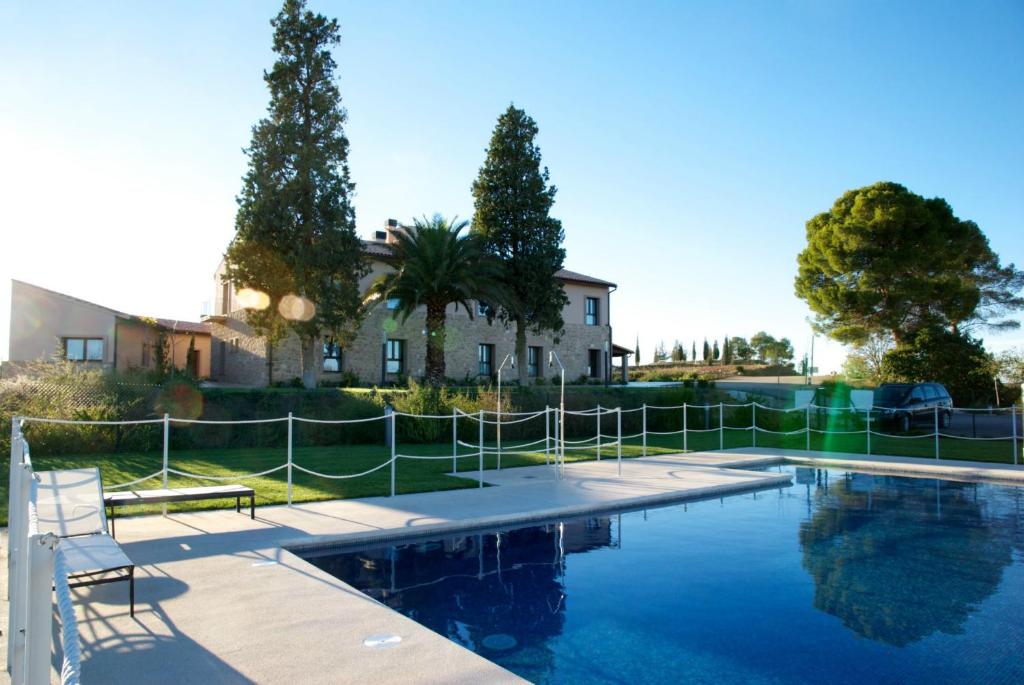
934;406;940;460
719;402;724;451
478;410;484;488
286;412;293;506
162;413;169;516
641;404;647;457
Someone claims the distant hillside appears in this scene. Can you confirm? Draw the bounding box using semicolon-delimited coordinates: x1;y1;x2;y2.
627;361;800;382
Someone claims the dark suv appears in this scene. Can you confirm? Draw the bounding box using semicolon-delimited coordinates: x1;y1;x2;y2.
873;383;953;432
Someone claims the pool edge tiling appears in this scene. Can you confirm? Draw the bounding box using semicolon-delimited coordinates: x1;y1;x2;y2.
59;453;791;685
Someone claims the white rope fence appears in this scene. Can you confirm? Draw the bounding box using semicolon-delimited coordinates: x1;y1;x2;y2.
15;400;1022;508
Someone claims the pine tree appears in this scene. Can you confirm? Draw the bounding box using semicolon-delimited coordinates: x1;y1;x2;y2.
472;105;568;384
226;0;366;388
691;341;697;363
702;339;711;364
722;335;732;364
712;340;720;361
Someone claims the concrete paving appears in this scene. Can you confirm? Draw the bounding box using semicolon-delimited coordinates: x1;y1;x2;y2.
55;454;790;685
720;447;1024;485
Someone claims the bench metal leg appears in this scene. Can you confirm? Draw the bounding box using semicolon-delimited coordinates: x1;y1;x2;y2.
109;505;116;538
250;494;255;519
129;566;135;618
236;496;240;514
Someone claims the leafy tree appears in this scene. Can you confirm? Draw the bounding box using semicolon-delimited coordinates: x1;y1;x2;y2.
881;327;995;404
722;336;732;364
995;348;1024;385
369;216;504;386
730;336;753;362
712;340;720;361
472;105;568;384
843;333;893;385
795;181;1024;345
750;331;776;362
226;0;366;388
764;338;794;365
654;341;668;363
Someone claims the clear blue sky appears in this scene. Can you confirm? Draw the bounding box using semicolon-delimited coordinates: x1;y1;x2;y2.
2;1;1022;372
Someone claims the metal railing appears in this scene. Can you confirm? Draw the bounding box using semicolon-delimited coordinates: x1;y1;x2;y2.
7;418;82;685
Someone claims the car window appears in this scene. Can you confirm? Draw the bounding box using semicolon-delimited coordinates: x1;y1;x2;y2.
910;387;925;401
932;385;950;400
922;385;939;400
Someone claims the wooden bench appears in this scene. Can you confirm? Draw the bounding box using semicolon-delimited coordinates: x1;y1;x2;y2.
103;484;255;537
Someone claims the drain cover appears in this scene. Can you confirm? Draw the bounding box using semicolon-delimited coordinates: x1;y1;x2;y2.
481;633;518;651
363;634;402;649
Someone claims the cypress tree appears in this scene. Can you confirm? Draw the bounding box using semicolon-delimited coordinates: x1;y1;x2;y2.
226;0;366;388
472;105;568;384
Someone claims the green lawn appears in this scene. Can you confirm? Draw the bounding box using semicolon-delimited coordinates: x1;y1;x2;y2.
3;427;1016;527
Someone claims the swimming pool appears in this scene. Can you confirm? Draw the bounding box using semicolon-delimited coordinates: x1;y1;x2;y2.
301;466;1024;684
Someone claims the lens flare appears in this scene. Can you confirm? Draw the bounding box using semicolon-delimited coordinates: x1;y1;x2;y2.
279;294;316;321
236;288;270;310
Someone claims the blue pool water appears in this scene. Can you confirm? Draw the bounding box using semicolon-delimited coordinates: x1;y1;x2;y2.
301;466;1024;684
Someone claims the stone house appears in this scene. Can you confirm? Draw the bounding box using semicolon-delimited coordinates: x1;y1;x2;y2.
206;221;626;386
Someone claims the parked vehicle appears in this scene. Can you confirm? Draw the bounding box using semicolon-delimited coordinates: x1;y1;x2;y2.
872;383;953;432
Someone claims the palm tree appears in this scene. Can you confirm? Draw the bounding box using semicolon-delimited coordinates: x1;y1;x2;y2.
369;215;505;385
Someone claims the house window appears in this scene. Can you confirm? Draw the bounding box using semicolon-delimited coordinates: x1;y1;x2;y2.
64;338;104;362
323;341;342;372
528;346;541;377
477;301;493;317
386;339;404;374
588;349;601;378
386;297;401;311
478;344;494;376
585;297;599;326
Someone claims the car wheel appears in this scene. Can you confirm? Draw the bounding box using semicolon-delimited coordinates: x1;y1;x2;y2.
899;414;911;433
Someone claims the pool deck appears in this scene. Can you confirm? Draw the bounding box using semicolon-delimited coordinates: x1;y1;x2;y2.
45;453;791;685
718;447;1024;485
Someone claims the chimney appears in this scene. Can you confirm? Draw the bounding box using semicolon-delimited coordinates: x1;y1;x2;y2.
384;218;400;244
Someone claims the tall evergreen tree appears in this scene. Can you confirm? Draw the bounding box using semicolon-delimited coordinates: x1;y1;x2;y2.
634;337;641;365
671;340;684;362
702;339;711;364
712;339;720;361
722;335;732;364
226;0;366;388
472;105;568;384
691;341;697;362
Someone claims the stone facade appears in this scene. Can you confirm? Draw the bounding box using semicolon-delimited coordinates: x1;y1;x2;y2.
206;239;617;387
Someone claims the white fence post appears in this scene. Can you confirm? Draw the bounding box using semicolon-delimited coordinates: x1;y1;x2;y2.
390;410;397;497
24;533;57;685
10;462;32;685
616;407;622;477
1013;405;1018;465
934;405;940;460
544;406;551;466
496;402;502;472
641;404;647;457
752;403;757;448
286;412;293;507
478;410;484;489
596;405;601;461
866;410;872;455
162;413;170;516
683;403;688;453
452;408;458;474
805;406;811;451
719;402;724;451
